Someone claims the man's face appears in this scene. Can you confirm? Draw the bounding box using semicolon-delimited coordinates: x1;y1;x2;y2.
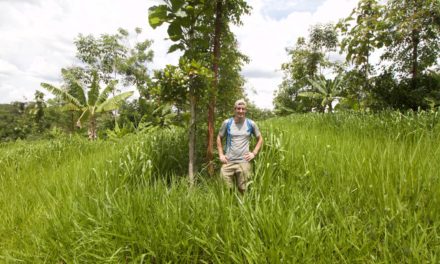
234;104;247;119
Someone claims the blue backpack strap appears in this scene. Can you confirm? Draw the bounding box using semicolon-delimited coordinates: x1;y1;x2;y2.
226;118;233;152
246;118;254;136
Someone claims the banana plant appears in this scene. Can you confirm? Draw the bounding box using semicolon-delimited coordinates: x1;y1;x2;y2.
41;70;133;140
298;75;345;112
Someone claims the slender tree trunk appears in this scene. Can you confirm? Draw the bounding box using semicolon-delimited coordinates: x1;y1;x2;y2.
71;111;75;134
364;2;371;94
365;40;370;90
207;0;223;176
88;115;97;140
189;84;196;186
411;28;419;90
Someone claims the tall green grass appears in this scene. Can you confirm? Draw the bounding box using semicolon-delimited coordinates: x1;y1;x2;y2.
1;112;439;263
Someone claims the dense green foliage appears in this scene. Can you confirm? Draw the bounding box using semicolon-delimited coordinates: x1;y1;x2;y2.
0;100;81;141
275;0;440;113
0;103;33;141
274;24;341;114
1;113;439;262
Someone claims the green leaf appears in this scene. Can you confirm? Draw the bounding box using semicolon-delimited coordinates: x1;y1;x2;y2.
168;43;184;53
179;16;192;28
170;0;185;12
40;83;83;108
167;21;183;41
148;5;168;29
61;69;87;105
87;71;100;106
298;91;324;100
194;38;210;50
190;60;201;68
97;80;118;105
97;91;134;112
308;77;327;95
61;103;81;112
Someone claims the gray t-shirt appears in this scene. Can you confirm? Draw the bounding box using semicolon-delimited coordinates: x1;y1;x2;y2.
218;118;261;163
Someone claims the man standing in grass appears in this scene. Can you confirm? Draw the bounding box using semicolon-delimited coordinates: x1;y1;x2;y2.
217;99;263;193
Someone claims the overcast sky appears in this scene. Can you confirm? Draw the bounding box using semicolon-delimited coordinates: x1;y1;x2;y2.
0;0;359;109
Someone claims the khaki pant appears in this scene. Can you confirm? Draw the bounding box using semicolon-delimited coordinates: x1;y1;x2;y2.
220;162;252;192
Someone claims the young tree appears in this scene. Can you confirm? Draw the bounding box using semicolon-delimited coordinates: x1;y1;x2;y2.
381;0;440;88
149;0;249;180
337;0;383;97
274;37;318;114
206;0;224;176
28;90;47;132
74;28;154;97
309;23;338;75
41;70;133;140
274;25;339;114
298;75;345;113
206;0;250;176
149;0;212;183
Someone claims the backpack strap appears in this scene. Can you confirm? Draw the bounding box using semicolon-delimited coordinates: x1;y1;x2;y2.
246;118;254;136
226;118;234;152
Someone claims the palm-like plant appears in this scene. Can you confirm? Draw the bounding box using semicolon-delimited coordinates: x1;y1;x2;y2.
298;75;344;112
41;70;133;140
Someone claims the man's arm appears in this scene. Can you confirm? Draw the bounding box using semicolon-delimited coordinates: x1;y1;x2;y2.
217;134;228;164
253;134;263;156
244;134;263;161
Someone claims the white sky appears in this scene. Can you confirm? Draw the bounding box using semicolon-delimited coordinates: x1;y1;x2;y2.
0;0;359;109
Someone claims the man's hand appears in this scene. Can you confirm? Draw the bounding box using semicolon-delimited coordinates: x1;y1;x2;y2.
219;154;229;164
244;152;255;161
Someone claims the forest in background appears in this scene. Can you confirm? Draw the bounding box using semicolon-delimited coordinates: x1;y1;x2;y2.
0;0;438;142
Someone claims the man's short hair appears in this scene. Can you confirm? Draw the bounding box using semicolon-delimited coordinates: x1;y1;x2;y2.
234;99;247;108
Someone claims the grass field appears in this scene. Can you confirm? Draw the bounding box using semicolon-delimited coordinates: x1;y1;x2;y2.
1;112;439;263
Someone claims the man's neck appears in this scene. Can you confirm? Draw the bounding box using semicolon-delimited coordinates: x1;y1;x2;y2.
234;116;245;123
